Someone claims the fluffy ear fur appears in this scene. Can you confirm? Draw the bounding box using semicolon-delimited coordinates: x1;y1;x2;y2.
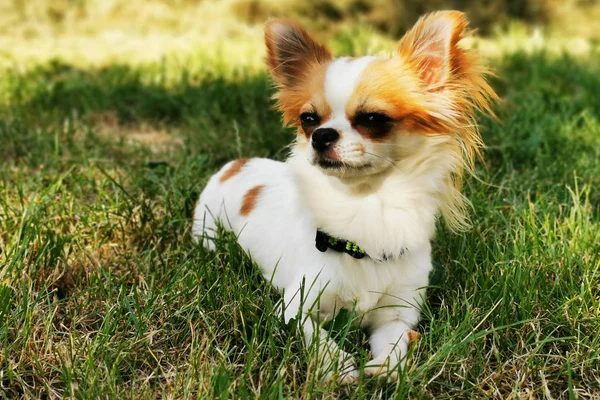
398;10;498;145
398;10;468;88
264;19;332;87
397;10;497;144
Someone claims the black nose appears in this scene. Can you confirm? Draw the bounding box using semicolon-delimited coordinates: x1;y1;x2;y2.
311;128;340;152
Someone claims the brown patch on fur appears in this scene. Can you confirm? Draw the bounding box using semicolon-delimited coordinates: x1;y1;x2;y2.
265;19;332;134
219;158;250;183
407;329;421;347
240;185;265;216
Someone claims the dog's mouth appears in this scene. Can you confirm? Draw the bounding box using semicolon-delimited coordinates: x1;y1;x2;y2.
317;158;344;169
315;157;370;171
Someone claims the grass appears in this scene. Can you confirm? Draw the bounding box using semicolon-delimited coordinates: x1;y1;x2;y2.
1;24;600;399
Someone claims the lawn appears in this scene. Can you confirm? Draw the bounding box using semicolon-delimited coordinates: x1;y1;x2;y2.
1;21;599;399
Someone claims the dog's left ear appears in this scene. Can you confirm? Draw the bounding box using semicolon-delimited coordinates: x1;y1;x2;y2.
398;11;468;88
265;19;332;87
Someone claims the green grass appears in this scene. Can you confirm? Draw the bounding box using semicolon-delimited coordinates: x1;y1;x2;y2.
1;45;599;398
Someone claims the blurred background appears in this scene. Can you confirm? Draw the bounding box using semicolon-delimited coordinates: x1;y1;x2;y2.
1;0;598;67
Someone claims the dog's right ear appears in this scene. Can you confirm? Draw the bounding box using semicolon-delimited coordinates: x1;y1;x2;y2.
265;19;332;87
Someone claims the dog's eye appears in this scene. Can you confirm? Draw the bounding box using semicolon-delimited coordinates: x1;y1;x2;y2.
354;112;393;129
300;112;320;126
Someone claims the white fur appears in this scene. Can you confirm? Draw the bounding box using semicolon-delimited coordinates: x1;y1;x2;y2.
321;57;374;144
192;58;460;383
323;57;376;115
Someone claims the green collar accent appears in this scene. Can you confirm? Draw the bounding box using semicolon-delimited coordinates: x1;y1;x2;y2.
315;230;368;259
315;230;407;262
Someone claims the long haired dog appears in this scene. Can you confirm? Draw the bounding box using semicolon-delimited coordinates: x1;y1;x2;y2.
193;11;497;383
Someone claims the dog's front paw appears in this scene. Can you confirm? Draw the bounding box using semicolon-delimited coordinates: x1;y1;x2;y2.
362;328;420;382
362;354;402;382
320;349;359;385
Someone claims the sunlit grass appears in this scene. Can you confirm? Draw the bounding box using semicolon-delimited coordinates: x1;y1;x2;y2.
0;0;597;69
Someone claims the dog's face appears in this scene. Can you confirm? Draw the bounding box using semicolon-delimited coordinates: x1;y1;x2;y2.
265;12;494;180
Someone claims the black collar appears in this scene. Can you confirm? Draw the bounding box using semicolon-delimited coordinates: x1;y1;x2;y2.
315;230;407;262
315;230;367;259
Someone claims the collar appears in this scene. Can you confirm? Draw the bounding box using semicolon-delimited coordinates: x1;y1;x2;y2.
315;230;407;262
315;229;367;259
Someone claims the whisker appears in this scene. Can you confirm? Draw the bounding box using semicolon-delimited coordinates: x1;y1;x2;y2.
363;151;403;171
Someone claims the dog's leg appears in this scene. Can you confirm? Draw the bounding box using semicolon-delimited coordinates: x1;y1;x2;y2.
363;318;411;381
361;292;423;381
282;285;358;385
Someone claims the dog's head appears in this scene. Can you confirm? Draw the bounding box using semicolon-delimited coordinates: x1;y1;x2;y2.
265;11;497;184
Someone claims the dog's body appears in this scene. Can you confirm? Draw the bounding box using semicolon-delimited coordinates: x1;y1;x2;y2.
194;155;431;380
193;11;496;383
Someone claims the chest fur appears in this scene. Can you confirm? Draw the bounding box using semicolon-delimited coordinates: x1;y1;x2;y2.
311;257;400;320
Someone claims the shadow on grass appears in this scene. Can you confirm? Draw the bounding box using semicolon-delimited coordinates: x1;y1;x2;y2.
1;60;293;167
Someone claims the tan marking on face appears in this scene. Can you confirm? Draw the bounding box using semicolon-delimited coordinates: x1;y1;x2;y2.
346;58;451;142
276;61;332;138
240;185;265;216
220;158;250;183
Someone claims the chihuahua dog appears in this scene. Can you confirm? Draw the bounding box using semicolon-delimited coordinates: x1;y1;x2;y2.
192;11;497;383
